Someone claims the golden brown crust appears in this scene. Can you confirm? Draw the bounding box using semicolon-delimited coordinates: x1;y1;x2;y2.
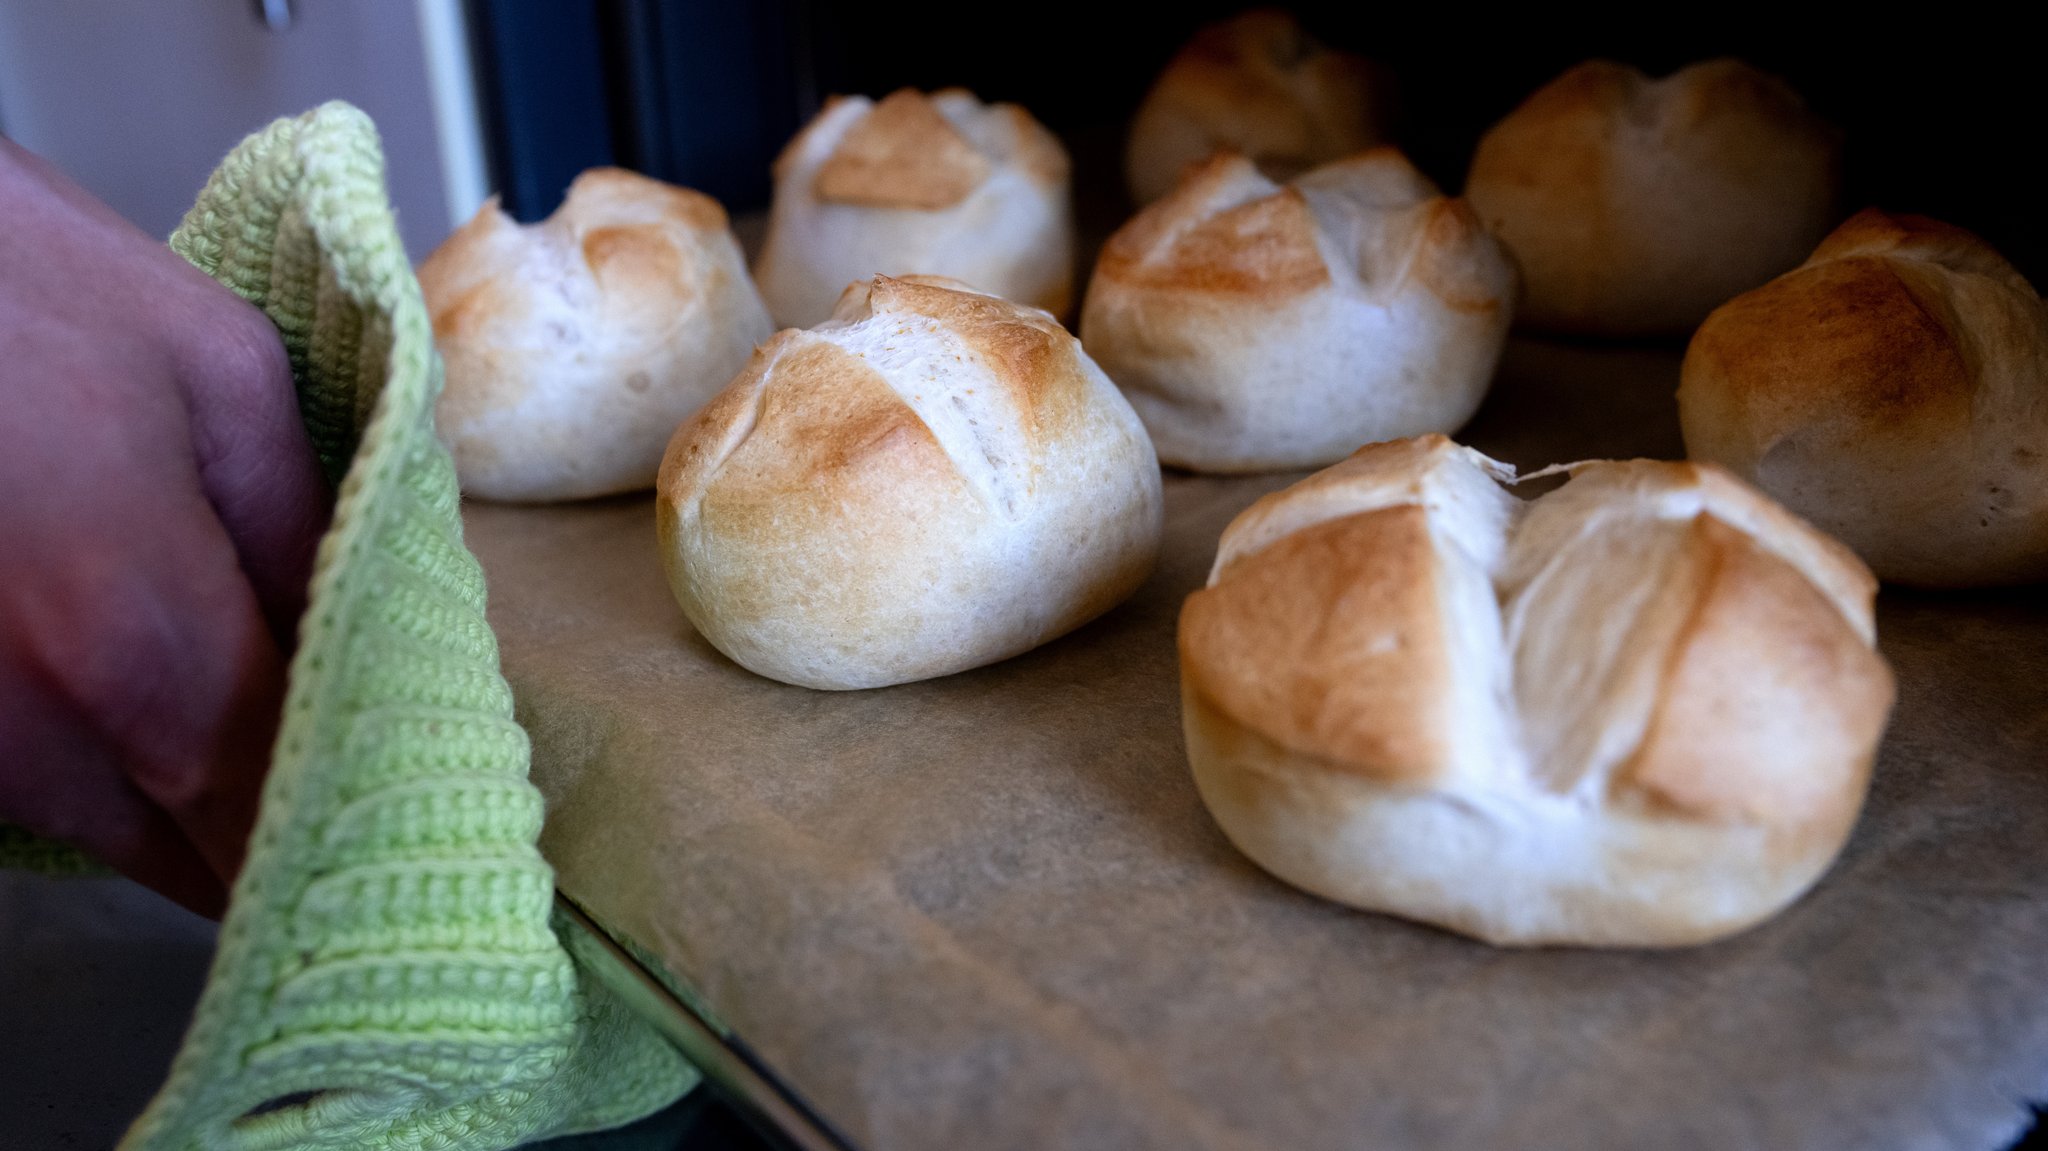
1153;10;1384;175
669;276;1105;527
813;89;991;210
1467;61;1630;272
422;166;771;502
737;341;941;501
417;198;517;359
1410;198;1515;314
1083;146;1516;473
580;224;687;303
1678;207;2048;586
565;166;730;231
1615;514;1893;827
1212;435;1470;573
1682;229;1975;453
1466;58;1839;336
416;198;502;309
1686;465;1879;613
656;330;793;505
1177;438;1895;945
865;275;1077;426
659;274;1161;690
1096;155;1330;298
686;340;966;640
1810;207;2034;291
421;168;733;435
1182;505;1451;783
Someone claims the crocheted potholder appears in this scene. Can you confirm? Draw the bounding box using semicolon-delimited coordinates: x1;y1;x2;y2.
99;103;695;1150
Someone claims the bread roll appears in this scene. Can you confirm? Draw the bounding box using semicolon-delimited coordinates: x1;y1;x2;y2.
421;168;773;502
1082;149;1514;474
1681;209;2048;586
1126;10;1388;206
1465;59;1839;337
1180;435;1893;946
753;89;1074;329
658;275;1163;690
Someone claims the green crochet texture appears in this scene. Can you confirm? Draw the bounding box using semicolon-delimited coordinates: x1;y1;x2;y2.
95;103;695;1149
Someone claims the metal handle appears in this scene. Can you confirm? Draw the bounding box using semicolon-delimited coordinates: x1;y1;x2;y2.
252;0;294;32
555;896;863;1151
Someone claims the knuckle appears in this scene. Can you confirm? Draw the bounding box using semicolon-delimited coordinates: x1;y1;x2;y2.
192;298;293;403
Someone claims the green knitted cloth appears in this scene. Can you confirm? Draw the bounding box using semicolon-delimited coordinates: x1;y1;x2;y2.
7;103;694;1149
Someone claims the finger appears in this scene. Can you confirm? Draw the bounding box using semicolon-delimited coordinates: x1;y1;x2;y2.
10;470;287;887
0;649;227;919
171;292;333;647
4;137;332;650
102;517;286;887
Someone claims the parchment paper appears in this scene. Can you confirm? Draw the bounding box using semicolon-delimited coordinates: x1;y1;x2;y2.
467;340;2048;1151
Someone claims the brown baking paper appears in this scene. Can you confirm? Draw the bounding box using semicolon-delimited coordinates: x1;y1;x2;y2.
466;341;2048;1151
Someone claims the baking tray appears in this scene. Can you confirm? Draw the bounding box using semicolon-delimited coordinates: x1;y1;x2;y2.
469;340;2048;1151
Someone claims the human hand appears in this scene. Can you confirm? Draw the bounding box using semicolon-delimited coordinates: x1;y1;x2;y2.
0;138;331;917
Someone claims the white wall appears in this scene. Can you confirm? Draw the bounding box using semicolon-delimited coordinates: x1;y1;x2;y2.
0;0;484;260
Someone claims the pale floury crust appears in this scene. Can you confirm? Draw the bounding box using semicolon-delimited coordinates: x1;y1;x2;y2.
658;276;1164;691
1680;209;2048;586
754;89;1074;330
1125;9;1390;205
1179;435;1894;947
1082;149;1515;474
1465;59;1840;337
421;168;775;502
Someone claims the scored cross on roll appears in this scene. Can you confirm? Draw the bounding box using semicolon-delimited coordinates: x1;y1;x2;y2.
422;168;775;502
1083;149;1515;474
659;275;1162;691
1124;9;1390;206
1179;436;1895;947
1465;58;1840;338
754;88;1074;330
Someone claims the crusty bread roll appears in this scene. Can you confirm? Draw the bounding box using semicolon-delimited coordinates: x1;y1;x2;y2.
658;275;1163;690
1126;10;1388;206
753;89;1074;330
1082;149;1514;474
1180;435;1893;946
421;167;773;502
1464;59;1839;338
1681;209;2048;586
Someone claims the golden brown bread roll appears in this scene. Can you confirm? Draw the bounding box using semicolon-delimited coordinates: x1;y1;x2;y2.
1680;209;2048;586
1082;149;1514;474
1180;435;1894;946
754;88;1074;329
421;168;773;502
1126;10;1388;206
658;275;1163;690
1464;59;1840;337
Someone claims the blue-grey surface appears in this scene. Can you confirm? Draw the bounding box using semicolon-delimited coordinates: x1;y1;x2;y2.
0;871;753;1150
0;873;216;1149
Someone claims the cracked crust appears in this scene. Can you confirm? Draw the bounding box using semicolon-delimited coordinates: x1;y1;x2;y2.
1179;436;1893;946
